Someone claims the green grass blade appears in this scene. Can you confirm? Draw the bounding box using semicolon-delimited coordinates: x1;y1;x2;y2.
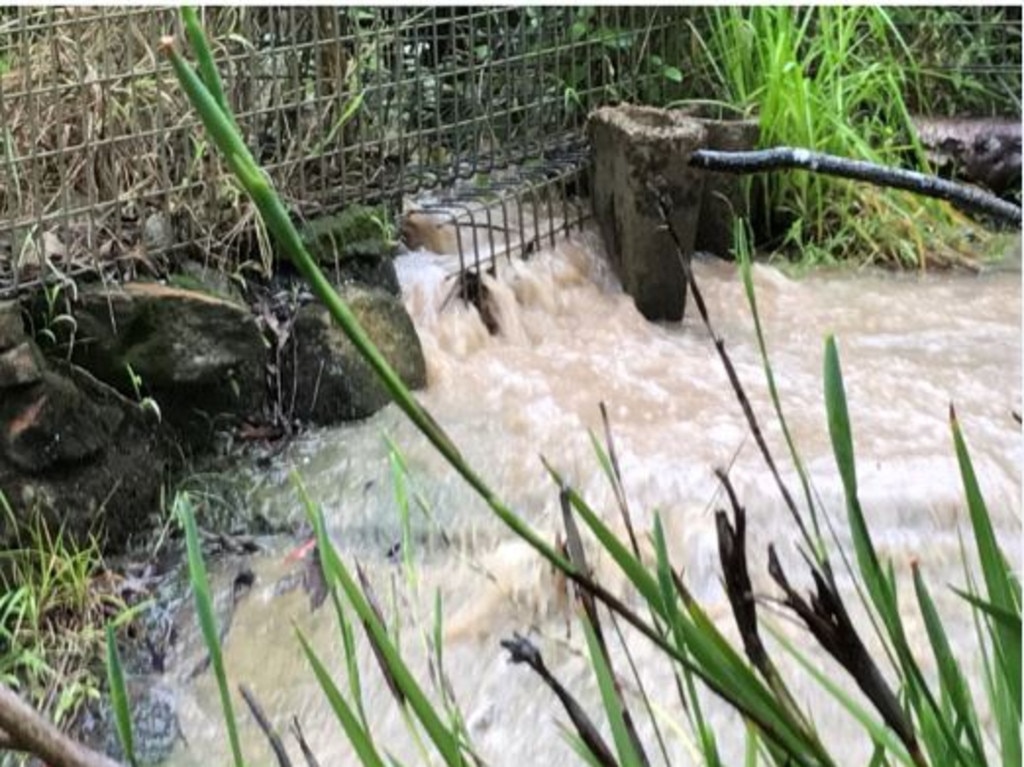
581;613;644;767
105;624;136;767
177;493;245;767
332;587;372;733
181;7;232;118
950;406;1021;712
767;624;913;766
651;516;705;739
298;487;464;766
825;339;970;766
296;628;387;767
549;471;661;614
736;220;825;562
950;587;1023;633
912;565;986;765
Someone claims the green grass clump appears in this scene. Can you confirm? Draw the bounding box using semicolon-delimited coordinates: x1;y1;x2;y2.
0;496;133;734
688;7;988;267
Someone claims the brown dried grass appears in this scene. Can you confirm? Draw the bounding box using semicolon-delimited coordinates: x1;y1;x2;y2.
0;7;356;298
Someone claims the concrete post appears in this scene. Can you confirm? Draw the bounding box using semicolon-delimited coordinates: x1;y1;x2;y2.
694;117;760;257
588;105;706;322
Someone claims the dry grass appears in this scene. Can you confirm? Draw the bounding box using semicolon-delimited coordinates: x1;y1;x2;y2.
0;7;361;298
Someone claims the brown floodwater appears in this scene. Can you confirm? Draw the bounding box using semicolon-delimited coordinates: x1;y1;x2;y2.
165;230;1021;766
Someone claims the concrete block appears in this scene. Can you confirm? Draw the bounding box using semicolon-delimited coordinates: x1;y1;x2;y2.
589;105;707;321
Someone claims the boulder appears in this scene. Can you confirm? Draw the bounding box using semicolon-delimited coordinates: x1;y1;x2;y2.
285;284;426;424
0;358;169;552
0;300;27;347
54;282;266;447
298;205;401;296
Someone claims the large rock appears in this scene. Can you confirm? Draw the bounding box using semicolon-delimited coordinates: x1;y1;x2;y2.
285;284;426;424
298;205;401;296
0;356;169;552
56;282;266;447
588;105;707;321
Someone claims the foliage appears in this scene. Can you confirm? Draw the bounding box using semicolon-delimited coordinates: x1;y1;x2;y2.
0;495;130;739
684;6;990;267
886;6;1022;118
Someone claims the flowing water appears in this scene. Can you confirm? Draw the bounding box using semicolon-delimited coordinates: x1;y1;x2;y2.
166;230;1020;766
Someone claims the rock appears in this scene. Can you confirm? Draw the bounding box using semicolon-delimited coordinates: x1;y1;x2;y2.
0;300;27;348
55;282;267;448
143;211;175;254
285;284;426;424
80;678;180;766
0;361;170;552
912;115;1022;198
0;370;120;471
588;105;707;321
168;258;245;304
298;205;401;295
0;341;44;387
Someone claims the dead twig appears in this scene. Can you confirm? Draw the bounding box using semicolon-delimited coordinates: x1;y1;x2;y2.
239;684;292;767
0;683;123;767
500;633;618;767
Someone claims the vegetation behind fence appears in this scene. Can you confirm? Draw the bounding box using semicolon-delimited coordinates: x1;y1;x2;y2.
0;6;1019;296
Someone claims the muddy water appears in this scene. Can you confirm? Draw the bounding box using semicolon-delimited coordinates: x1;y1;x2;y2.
168;232;1020;766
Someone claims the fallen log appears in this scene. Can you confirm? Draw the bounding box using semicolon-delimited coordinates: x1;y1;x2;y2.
690;147;1022;229
912;116;1021;197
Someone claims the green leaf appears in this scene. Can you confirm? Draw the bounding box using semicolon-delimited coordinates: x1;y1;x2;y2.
105;624;137;767
663;65;684;83
913;565;986;765
181;7;232;120
950;405;1021;723
768;624;913;766
297;628;387;767
581;614;644;767
177;493;245;767
300;490;464;766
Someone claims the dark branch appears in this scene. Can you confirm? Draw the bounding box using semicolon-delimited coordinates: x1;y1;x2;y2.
690;147;1022;228
239;684;292;767
0;684;123;767
501;633;618;767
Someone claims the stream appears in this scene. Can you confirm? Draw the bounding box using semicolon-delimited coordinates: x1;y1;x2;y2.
164;229;1021;766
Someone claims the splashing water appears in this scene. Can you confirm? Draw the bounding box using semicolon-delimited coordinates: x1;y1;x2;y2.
167;230;1020;766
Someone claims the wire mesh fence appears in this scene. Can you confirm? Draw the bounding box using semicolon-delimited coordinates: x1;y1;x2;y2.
0;6;685;297
0;7;1019;298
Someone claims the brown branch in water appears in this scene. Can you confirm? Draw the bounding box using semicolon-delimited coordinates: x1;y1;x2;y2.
714;472;770;675
355;561;405;706
650;187;818;561
767;547;927;767
690;147;1022;228
500;633;618;767
557;486;649;767
714;470;818;739
290;716;322;767
0;684;122;767
239;684;292;767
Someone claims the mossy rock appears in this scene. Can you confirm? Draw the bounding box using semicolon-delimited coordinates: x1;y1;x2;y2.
284;283;426;425
297;205;401;296
36;283;266;449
